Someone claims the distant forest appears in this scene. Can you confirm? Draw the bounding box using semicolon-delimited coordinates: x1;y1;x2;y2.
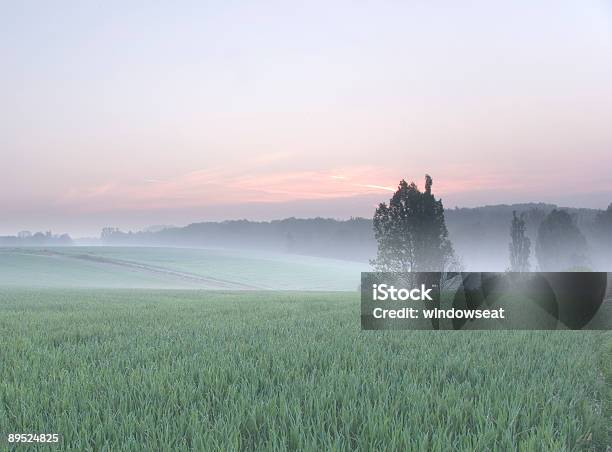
0;231;72;247
2;202;609;271
96;203;612;271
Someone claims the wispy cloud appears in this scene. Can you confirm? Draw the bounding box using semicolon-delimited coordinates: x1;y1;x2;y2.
56;165;402;212
56;163;580;215
355;184;395;192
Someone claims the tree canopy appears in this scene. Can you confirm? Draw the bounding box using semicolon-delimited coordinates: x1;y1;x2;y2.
371;175;454;272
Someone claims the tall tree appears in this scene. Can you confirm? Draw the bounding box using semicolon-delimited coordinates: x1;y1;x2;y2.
371;175;454;272
509;211;531;272
536;209;588;271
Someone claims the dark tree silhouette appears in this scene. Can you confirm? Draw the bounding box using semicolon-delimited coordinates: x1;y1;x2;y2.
371;175;454;272
536;209;588;271
509;211;530;272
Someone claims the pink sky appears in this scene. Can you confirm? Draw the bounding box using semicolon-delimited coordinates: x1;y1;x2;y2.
2;1;612;236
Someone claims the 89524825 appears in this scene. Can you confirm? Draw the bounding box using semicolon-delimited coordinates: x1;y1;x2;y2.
6;433;61;444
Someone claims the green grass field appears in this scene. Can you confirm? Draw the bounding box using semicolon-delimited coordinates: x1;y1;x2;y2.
1;288;610;451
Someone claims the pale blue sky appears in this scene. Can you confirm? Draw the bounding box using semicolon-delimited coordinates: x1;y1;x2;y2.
1;1;612;235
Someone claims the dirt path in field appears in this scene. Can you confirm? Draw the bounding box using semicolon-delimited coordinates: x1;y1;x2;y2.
9;248;263;290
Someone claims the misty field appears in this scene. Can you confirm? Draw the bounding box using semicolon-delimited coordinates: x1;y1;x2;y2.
0;247;367;290
1;288;610;451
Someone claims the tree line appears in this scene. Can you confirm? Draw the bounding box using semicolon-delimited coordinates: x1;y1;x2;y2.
372;175;612;272
96;176;612;271
0;231;72;246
